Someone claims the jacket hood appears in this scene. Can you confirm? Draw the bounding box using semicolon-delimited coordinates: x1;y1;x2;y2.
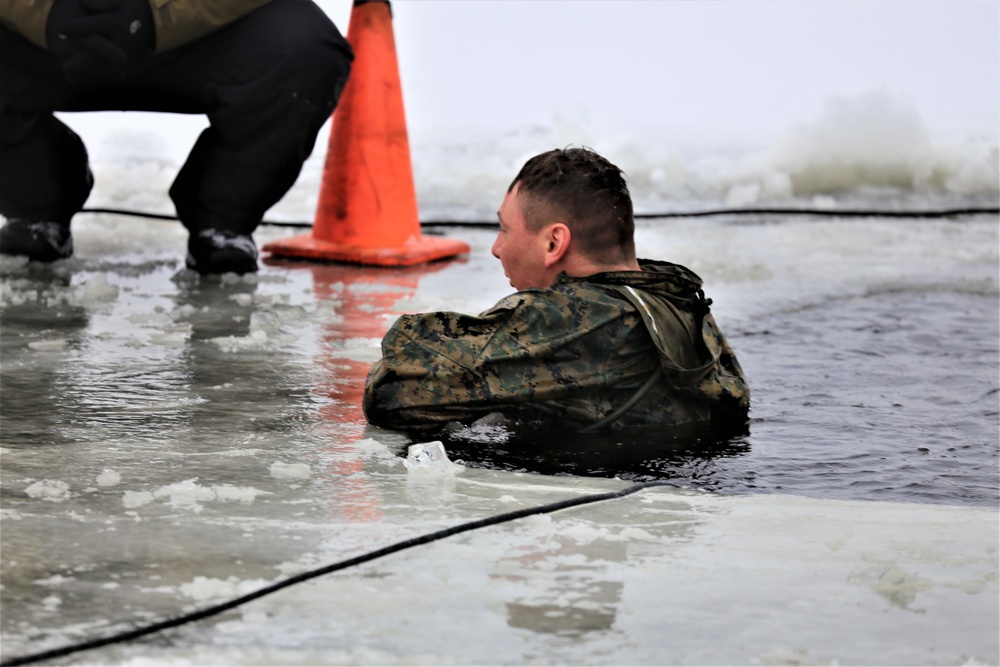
558;259;705;303
560;259;715;387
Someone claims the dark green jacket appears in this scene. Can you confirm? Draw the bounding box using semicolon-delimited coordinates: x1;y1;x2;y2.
0;0;271;53
363;260;749;432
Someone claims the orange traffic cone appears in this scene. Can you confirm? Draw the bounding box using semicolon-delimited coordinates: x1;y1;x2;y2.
263;0;470;266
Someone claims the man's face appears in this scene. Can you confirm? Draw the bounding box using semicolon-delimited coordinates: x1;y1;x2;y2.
492;184;552;291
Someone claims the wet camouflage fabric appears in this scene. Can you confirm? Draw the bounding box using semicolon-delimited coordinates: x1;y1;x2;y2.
363;259;749;432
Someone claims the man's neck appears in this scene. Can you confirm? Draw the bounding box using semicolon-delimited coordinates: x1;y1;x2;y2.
559;254;641;279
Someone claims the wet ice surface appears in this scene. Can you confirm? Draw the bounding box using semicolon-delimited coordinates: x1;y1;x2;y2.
1;215;998;665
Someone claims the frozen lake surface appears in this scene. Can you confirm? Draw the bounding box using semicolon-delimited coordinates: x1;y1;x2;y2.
1;212;997;665
2;83;999;664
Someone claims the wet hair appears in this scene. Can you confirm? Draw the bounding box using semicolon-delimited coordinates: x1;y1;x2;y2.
508;146;635;263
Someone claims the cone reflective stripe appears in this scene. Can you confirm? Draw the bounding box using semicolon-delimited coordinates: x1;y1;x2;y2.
263;0;469;266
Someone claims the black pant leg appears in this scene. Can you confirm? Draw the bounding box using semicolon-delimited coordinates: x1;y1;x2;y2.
161;0;352;234
0;28;93;225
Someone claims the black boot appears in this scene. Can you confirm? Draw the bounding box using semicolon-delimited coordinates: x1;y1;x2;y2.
186;229;258;275
0;219;73;262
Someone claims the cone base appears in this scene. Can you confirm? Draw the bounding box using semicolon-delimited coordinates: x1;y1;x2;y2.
262;232;470;267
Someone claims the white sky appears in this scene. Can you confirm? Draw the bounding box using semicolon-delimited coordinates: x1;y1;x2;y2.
316;0;999;144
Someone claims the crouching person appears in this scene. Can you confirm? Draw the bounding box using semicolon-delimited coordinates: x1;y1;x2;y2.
0;0;353;274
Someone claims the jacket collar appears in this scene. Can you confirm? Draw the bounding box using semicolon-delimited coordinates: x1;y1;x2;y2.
553;259;704;299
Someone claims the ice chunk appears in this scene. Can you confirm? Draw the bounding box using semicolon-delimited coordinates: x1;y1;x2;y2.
270;462;312;480
403;441;464;475
212;485;271;504
208;329;269;352
122;490;154;509
71;273;119;304
772;89;938;193
148;332;188;347
153;478;216;511
350;437;400;462
28;339;68;351
96;469;121;487
228;292;253;307
220;272;257;286
25;479;71;502
179;576;271;602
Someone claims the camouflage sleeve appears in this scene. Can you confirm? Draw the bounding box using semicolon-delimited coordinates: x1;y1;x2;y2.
362;296;524;431
363;286;659;432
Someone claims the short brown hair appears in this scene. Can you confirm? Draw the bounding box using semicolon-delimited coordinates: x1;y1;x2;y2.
509;147;635;263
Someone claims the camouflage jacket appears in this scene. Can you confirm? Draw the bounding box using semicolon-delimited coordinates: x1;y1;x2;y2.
363;259;750;433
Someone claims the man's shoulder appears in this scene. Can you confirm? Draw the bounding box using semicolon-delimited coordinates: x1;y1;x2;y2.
384;282;636;342
507;281;634;313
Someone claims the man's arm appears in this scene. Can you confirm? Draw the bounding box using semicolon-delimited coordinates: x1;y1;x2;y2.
362;287;645;432
363;302;521;432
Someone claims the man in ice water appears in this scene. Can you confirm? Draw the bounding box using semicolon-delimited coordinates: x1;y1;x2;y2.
0;0;353;274
364;147;750;433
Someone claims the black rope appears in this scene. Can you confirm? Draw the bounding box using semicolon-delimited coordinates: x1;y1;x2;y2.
632;206;1000;220
78;204;999;230
0;479;675;667
81;207;180;222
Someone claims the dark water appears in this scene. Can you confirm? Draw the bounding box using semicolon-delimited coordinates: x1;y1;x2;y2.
440;290;1000;506
3;266;997;508
1;260;997;510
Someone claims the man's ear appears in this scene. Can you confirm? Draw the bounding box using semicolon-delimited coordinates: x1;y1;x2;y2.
542;222;571;269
